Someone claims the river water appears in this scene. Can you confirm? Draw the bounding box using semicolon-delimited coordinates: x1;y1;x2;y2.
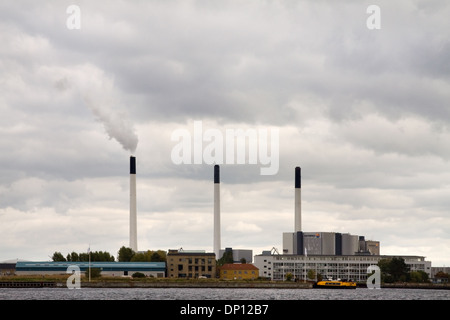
1;287;449;300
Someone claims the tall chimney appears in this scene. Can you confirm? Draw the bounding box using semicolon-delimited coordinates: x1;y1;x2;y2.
295;166;302;232
130;156;138;252
214;165;221;259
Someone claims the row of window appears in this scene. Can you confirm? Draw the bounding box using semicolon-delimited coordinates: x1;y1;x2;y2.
170;265;214;272
169;258;214;264
273;256;424;262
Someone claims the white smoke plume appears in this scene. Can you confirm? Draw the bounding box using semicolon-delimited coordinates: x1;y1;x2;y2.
62;64;139;154
84;95;139;154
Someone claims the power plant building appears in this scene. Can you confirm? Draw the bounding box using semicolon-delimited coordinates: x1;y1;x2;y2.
283;166;381;257
254;253;431;282
255;165;433;282
283;232;380;256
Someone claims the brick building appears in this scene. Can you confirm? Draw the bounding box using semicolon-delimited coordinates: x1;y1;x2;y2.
167;249;216;278
219;263;259;280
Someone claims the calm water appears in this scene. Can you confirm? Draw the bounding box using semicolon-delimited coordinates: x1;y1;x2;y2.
1;287;449;300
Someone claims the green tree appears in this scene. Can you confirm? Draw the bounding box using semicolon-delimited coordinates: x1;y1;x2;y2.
66;252;79;261
285;273;293;281
86;267;102;278
79;253;89;261
378;257;410;283
410;271;429;283
150;250;166;262
217;249;233;266
131;251;148;262
118;246;135;262
90;250;114;262
132;272;146;278
435;271;449;280
52;252;66;262
390;257;410;282
307;269;316;281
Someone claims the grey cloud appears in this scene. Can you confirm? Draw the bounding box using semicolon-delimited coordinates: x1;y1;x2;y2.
1;0;450;265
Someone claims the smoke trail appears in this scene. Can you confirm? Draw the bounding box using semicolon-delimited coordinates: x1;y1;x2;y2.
55;64;139;153
85;95;139;154
79;67;138;154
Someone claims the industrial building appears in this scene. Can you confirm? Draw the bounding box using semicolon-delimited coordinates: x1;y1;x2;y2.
219;248;253;263
15;261;166;277
282;167;381;257
0;260;16;276
283;232;380;256
254;252;431;282
166;249;216;278
254;166;432;282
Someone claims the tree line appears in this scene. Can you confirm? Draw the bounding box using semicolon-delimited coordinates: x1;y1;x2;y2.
51;246;166;263
52;251;114;262
377;257;429;283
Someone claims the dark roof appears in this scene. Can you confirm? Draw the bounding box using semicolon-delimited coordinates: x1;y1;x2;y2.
167;251;215;257
15;261;166;272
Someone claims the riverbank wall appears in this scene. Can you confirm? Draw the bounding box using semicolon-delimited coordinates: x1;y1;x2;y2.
2;279;449;289
79;280;313;289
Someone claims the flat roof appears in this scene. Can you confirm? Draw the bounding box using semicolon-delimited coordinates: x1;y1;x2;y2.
167;252;215;256
16;261;166;272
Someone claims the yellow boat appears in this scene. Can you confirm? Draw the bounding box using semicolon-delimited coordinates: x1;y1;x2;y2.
313;280;357;289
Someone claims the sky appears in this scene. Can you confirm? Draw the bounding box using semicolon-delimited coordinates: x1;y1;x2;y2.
1;0;449;267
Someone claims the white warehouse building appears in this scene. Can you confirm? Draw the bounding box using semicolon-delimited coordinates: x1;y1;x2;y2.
254;253;431;282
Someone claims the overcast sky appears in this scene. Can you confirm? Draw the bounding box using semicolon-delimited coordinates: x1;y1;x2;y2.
1;0;449;266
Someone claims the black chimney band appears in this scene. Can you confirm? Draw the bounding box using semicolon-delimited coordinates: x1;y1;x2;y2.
295;167;301;188
130;156;136;174
214;165;220;184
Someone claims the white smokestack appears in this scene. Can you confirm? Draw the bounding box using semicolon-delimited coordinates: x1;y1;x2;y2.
295;167;302;232
130;156;137;252
214;165;221;259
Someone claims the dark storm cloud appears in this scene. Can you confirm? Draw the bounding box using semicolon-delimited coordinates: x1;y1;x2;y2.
1;0;450;265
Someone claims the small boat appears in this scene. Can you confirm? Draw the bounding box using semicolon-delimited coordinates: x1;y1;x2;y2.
313;279;357;289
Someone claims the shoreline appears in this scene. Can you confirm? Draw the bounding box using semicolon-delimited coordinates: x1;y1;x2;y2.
79;280;313;289
1;278;450;290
